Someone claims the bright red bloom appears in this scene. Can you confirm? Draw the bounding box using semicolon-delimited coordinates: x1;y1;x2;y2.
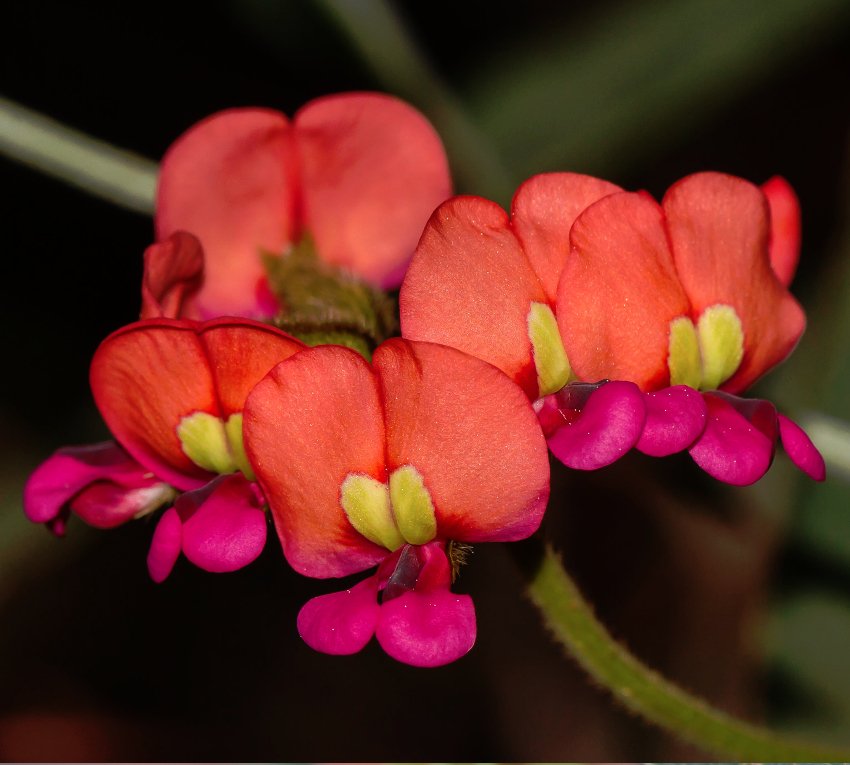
401;172;823;485
154;93;451;319
243;339;549;666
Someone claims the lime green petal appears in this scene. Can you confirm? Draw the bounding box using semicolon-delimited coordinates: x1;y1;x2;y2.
668;316;702;388
389;465;437;545
698;304;744;390
177;411;236;474
528;302;571;396
340;473;403;551
224;412;255;481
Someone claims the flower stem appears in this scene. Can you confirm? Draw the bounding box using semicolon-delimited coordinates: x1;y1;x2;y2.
519;540;850;760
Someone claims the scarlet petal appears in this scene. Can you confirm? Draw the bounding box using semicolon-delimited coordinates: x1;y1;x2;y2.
636;385;707;457
23;441;157;525
547;381;646;470
560;192;691;390
400;196;546;398
663;172;805;392
156;109;296;318
376;587;476;668
244;345;388;578
147;506;182;583
179;475;267;573
297;575;381;656
688;393;776;485
295;93;451;288
375;339;550;543
778;414;825;481
511;172;621;301
140;231;204;319
762;176;801;287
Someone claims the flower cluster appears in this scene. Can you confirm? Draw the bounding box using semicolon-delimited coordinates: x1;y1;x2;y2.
24;92;823;667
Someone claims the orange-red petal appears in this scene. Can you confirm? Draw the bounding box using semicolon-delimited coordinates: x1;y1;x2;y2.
294;93;451;289
155;109;297;318
762;175;801;287
511;172;622;302
374;339;549;543
400;196;547;398
243;345;388;578
663;172;805;392
559;192;691;390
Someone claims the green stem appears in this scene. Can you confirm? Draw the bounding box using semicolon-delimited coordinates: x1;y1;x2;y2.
520;541;850;760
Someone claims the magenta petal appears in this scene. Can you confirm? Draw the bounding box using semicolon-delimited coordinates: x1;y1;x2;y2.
376;587;476;668
147;506;182;583
179;474;267;573
547;381;646;470
71;481;173;529
636;385;707;457
298;575;381;656
24;441;158;526
689;393;776;486
778;414;826;481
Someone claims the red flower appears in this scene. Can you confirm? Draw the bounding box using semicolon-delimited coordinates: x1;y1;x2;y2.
400;172;823;485
243;339;549;666
152;93;451;319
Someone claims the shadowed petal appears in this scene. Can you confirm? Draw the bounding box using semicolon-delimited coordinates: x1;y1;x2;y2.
400;196;546;398
689;392;777;485
636;385;707;457
178;474;267;573
778;414;825;481
375;339;550;543
762;176;801;287
297;575;381;656
71;482;173;530
546;381;646;470
156;109;297;318
140;231;204;319
147;506;182;583
295;93;451;288
511;172;621;301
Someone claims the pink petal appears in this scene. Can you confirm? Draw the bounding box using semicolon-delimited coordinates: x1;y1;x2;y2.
546;381;646;470
23;441;158;525
688;392;777;486
778;414;825;481
297;575;381;656
178;475;267;573
147;506;183;583
70;482;173;529
376;587;476;668
636;385;708;457
140;231;205;319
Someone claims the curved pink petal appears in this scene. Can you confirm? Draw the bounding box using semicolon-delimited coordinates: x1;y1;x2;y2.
178;474;267;573
762;176;801;287
511;172;622;301
140;231;204;319
560;192;692;390
778;414;825;481
244;345;388;578
297;575;381;656
374;339;550;543
156;108;297;318
663;172;805;392
400;196;547;398
71;482;173;530
147;506;182;583
376;586;476;668
547;381;646;470
23;441;158;525
295;92;451;288
636;385;707;457
688;392;777;486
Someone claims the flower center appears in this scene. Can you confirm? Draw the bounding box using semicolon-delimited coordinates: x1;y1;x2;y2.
339;465;437;551
176;411;255;480
667;303;744;390
527;302;571;397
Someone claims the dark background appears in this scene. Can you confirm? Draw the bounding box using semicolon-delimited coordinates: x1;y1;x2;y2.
2;0;850;760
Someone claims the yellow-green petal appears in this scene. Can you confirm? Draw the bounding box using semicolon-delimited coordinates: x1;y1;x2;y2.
224;412;255;481
527;302;571;396
668;316;702;388
340;473;403;551
177;411;236;474
389;465;437;545
697;304;744;390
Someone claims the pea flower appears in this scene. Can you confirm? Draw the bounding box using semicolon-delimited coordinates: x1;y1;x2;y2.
153;93;452;319
25;318;304;580
242;339;549;666
400;172;823;485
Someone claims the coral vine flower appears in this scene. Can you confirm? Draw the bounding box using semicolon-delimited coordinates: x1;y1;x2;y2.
25;317;304;581
400;172;823;485
155;93;451;319
243;339;549;666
